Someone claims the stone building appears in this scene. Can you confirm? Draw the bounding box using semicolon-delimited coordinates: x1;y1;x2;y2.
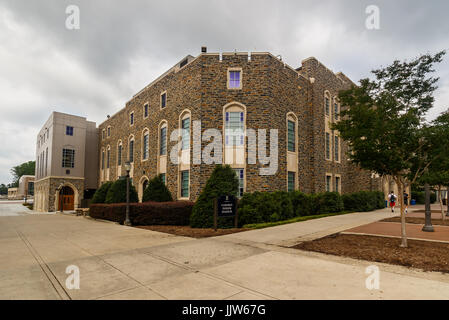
98;49;382;202
34;112;98;212
7;175;34;200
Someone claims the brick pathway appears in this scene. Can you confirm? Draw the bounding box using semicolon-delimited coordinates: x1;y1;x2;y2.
343;221;449;243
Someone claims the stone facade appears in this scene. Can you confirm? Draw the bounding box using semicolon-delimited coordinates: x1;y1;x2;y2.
98;51;382;202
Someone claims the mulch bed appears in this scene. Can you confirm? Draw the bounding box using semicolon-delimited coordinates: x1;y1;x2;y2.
382;217;449;226
136;225;249;238
293;234;449;273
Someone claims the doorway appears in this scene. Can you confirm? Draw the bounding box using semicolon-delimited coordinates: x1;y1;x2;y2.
58;186;75;211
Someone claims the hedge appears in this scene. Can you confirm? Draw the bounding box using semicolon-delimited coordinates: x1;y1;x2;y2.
238;190;384;226
412;191;436;205
89;201;194;225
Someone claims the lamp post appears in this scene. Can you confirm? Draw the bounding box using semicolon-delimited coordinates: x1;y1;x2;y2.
124;161;131;226
422;183;434;232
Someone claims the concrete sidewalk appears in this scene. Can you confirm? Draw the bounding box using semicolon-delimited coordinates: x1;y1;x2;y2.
1;203;449;300
221;207;398;247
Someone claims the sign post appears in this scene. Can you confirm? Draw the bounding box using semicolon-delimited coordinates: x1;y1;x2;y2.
214;195;238;231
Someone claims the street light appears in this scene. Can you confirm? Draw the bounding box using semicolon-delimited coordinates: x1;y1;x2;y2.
124;161;131;226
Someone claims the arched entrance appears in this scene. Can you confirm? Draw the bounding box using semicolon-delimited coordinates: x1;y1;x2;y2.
138;176;149;202
58;186;75;211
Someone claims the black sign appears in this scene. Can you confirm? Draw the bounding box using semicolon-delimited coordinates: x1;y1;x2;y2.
217;195;237;217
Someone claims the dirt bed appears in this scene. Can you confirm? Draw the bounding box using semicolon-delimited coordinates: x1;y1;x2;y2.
293;234;449;273
136;225;249;238
382;217;449;226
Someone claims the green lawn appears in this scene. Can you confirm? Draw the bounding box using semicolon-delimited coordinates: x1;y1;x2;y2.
243;211;355;229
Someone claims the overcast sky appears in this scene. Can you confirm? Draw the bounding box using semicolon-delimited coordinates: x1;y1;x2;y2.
0;0;448;184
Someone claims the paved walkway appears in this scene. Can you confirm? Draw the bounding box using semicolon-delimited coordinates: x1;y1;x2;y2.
1;203;449;300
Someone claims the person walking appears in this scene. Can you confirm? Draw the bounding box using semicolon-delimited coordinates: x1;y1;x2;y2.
403;191;409;214
388;191;397;213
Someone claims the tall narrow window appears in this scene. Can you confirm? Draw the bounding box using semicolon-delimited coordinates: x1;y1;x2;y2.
62;149;75;168
234;169;244;197
181;117;190;150
107;127;111;137
106;148;110;169
325;133;331;160
288;172;295;192
326;175;332;192
335;176;341;194
144;103;149;118
161;92;167;109
334;99;339;120
334;136;339;162
45;148;48;176
181;170;189;198
101;150;105;170
117;144;122;166
228;70;241;89
325;95;330;116
225;112;244;146
130;112;134;125
143;131;149;160
129;140;134;163
160;127;167;155
287;120;295;152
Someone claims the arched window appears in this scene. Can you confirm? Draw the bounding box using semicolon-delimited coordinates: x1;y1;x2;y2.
324;91;331;116
117;140;122;166
224;104;245;147
287;113;298;153
159;121;168;156
333;97;340;121
179;110;191;150
106;145;110;169
142;128;149;161
128;135;135;163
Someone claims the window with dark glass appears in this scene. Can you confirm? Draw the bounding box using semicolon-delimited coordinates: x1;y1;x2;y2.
106;149;110;169
161;93;167;108
129;140;134;163
130;113;134;125
288;172;295;192
334;136;339;162
325;97;330;116
334;101;339;120
326;175;332;192
117;144;122;166
144;104;149;118
335;176;341;193
288;120;295;152
325;133;330;160
143;132;149;160
66;126;74;136
181;170;189;198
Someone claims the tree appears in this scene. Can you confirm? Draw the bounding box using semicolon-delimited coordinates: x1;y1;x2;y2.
10;161;35;187
142;175;173;202
414;111;449;220
91;181;114;204
333;51;446;247
0;184;7;195
190;165;239;228
105;178;138;204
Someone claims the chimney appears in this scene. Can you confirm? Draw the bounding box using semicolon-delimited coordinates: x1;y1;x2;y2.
201;46;207;53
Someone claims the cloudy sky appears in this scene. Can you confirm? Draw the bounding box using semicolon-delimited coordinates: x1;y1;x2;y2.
0;0;448;184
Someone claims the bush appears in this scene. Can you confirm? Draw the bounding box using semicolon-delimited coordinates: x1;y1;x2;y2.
89;201;194;225
412;191;437;204
314;192;344;214
91;181;113;204
142;175;173;202
342;191;384;212
289;191;315;216
190;165;239;228
105;178;138;204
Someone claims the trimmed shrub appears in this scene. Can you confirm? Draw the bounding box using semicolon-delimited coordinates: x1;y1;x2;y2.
142;174;173;202
289;191;315;216
314;192;344;214
342;191;385;212
238;191;294;226
91;181;113;204
190;165;239;228
105;178;138;204
89;201;194;225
